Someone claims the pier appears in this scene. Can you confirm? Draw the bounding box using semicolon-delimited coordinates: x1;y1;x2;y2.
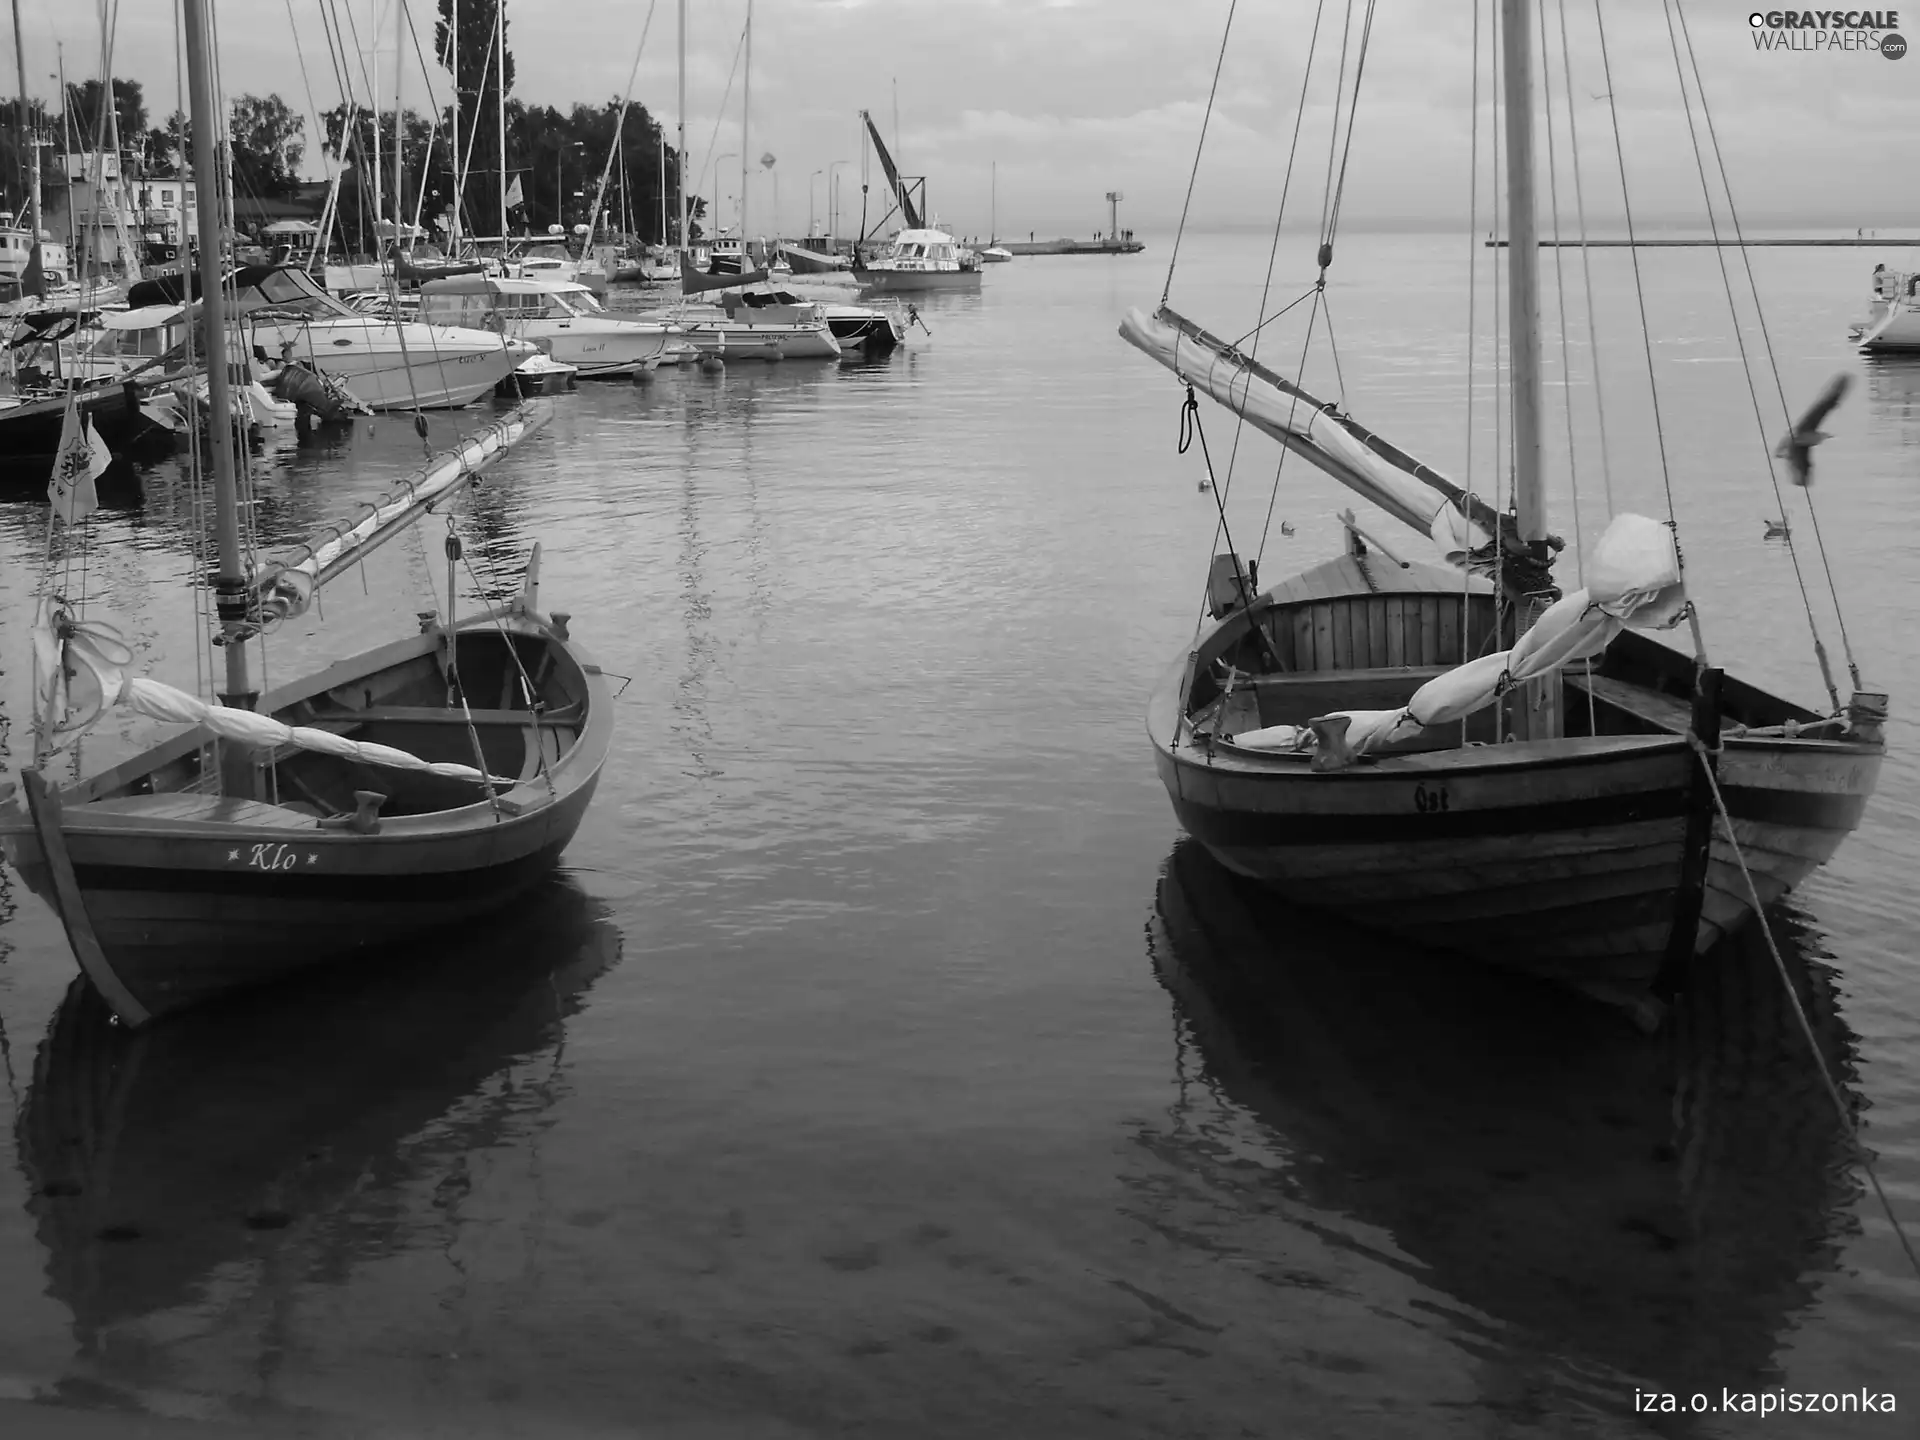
1484;237;1920;248
1002;238;1147;256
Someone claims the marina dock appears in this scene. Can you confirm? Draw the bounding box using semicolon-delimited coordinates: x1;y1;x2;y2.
1003;238;1147;256
1484;237;1920;248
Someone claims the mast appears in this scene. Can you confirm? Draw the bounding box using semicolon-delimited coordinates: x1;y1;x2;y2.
182;0;254;740
1499;0;1545;544
57;45;73;258
448;0;459;246
393;0;404;245
740;0;750;250
369;5;383;231
990;159;995;243
9;0;41;289
675;0;686;256
495;0;506;243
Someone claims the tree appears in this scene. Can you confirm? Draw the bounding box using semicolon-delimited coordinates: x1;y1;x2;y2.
437;0;514;233
321;104;441;253
230;94;304;198
141;111;188;179
62;78;148;151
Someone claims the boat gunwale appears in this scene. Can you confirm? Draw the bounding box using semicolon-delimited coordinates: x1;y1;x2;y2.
1;607;612;845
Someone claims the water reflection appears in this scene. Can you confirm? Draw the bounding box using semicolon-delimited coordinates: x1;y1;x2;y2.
1862;357;1920;441
1148;839;1858;1404
14;876;621;1350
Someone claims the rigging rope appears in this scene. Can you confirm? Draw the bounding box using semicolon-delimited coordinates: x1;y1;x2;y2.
1244;0;1330;562
1462;0;1483;725
1657;0;1830;704
1690;738;1920;1286
1669;0;1858;701
1589;6;1685;551
1554;0;1614;517
1160;0;1239;306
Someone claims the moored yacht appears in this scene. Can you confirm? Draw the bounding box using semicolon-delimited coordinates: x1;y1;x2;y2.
218;264;531;409
1855;263;1920;352
672;286;841;361
855;225;983;294
419;274;678;378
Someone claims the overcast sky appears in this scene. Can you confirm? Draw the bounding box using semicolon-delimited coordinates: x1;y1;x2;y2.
17;0;1920;237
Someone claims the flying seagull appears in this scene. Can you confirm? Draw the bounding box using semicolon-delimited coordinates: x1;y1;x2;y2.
1775;373;1852;487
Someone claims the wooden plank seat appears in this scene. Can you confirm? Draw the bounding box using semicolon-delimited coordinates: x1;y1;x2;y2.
300;703;585;728
1564;671;1693;734
84;793;320;828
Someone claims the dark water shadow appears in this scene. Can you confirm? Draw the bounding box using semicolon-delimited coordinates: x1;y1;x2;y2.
13;874;622;1350
1147;838;1860;1414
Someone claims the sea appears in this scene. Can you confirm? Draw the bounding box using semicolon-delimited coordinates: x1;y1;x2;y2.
0;230;1915;1438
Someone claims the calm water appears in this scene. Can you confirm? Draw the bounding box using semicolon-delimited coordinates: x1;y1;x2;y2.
0;232;1915;1437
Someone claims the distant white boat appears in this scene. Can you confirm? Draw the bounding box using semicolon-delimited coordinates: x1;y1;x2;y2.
980;246;1013;264
856;226;983;294
668;286;842;361
419;273;677;379
1856;264;1920;352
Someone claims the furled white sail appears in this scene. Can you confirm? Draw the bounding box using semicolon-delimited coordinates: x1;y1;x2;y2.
1232;514;1689;765
253;401;550;621
1120;306;1492;564
30;602;511;784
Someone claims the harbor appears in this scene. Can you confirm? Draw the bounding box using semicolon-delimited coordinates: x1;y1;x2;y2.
0;1;1917;1437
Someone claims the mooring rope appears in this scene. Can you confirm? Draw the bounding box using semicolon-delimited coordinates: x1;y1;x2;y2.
1690;737;1920;1284
1669;0;1858;701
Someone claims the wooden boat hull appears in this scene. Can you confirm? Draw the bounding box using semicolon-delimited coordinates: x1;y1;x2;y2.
0;378;176;469
855;268;982;294
1149;555;1885;1007
1154;716;1876;1000
0;609;611;1025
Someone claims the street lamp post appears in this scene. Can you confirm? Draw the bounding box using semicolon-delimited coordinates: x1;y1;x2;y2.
827;160;850;242
715;153;737;235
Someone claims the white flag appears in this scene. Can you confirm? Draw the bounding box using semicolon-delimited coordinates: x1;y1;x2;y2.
47;393;105;525
504;174;524;210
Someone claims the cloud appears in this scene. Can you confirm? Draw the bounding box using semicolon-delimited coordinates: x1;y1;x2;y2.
37;0;1920;236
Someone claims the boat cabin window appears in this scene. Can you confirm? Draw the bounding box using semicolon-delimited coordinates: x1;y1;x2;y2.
555;289;603;315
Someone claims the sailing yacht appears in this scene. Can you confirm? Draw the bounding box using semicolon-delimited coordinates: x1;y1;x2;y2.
0;0;611;1027
662;0;841;360
1122;0;1884;1024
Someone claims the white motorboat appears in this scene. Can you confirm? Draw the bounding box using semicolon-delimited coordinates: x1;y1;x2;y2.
1856;264;1920;352
513;242;608;297
980;246;1013;264
671;287;841;361
226;264;529;410
419;274;678;379
502;351;578;396
855;225;983;294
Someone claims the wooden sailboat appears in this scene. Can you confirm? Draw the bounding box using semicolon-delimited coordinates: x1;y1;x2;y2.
0;0;611;1028
1123;0;1885;1021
